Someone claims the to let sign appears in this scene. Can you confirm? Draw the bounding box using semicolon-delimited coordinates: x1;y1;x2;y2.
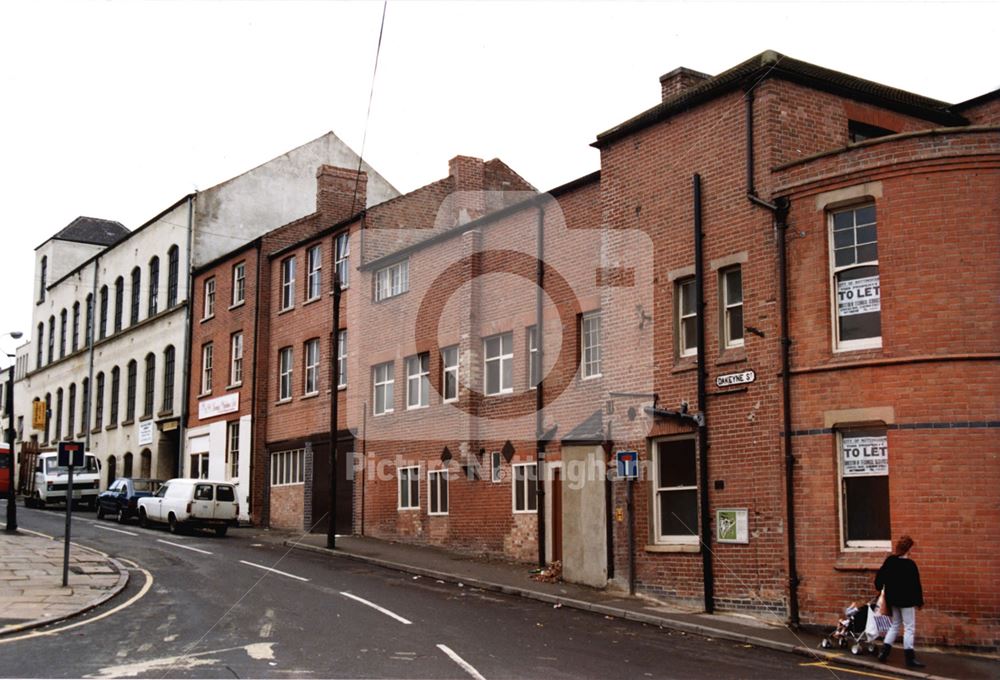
716;369;755;389
842;435;888;477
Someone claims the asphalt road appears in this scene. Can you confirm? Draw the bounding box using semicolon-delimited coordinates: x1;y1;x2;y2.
0;502;901;679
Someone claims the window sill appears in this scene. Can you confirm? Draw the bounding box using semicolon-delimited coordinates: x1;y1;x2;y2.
337;384;347;392
671;358;698;374
834;550;887;571
139;415;153;422
406;405;429;411
301;392;319;400
91;427;102;435
716;347;747;366
228;301;245;311
329;284;350;294
226;383;242;391
200;315;214;323
105;424;118;431
397;507;420;512
157;409;173;418
275;398;292;406
644;543;700;553
428;512;449;517
373;410;394;417
198;391;212;399
277;306;294;316
122;419;135;427
512;509;539;515
834;339;883;354
303;296;322;307
582;373;603;381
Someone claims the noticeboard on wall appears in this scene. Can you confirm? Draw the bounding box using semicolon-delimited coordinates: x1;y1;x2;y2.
717;508;749;544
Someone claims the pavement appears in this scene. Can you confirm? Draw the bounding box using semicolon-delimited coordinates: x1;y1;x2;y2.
0;528;129;635
277;530;1000;680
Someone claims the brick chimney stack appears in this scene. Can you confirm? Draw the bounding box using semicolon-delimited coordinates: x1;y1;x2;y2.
448;155;486;225
316;165;367;222
659;66;711;102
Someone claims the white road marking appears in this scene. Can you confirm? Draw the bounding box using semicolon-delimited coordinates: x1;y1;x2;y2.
239;560;309;582
94;524;138;536
158;539;213;555
89;642;275;678
437;644;486;680
340;592;412;624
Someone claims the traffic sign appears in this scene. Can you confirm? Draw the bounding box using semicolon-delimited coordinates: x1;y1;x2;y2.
57;441;84;467
616;450;638;480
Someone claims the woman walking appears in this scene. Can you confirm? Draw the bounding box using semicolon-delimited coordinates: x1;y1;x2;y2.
875;535;925;667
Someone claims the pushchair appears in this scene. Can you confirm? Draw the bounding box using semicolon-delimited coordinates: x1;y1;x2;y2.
819;598;892;655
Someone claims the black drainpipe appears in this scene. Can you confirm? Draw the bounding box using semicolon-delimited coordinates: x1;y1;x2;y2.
535;203;547;569
745;87;800;628
693;173;714;614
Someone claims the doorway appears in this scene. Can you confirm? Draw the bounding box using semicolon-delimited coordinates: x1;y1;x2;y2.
560;445;607;587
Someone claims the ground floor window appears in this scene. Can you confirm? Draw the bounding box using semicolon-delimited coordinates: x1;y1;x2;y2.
398;465;419;510
190;453;209;480
512;462;537;513
652;438;698;544
839;427;890;547
271;449;305;486
428;469;449;515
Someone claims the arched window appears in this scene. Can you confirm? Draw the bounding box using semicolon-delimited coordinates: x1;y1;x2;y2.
85;293;94;345
47;316;54;364
81;377;90;432
36;322;43;369
123;452;133;478
110;366;120;425
72;302;81;351
143;353;155;417
126;360;137;421
55;388;63;441
59;309;67;358
94;372;105;429
148;256;160;316
140;449;152;478
67;383;76;436
44;393;51;444
114;277;124;333
130;267;141;325
167;245;179;308
106;454;117;488
162;345;175;413
99;285;109;339
39;255;48;302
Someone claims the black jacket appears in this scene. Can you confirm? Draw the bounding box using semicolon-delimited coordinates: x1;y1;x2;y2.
875;555;924;608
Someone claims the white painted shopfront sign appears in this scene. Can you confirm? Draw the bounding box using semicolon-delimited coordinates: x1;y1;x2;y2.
842;435;888;477
837;275;881;316
198;393;239;420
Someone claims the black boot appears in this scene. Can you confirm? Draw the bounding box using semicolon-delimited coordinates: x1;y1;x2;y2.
878;643;892;662
904;648;926;668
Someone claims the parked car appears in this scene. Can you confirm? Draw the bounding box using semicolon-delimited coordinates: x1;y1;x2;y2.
137;478;239;536
97;478;163;523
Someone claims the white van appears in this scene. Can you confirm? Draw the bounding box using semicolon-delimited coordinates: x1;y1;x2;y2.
23;451;101;509
137;478;239;536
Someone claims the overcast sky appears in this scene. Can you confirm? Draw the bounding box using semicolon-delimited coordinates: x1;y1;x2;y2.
1;0;996;363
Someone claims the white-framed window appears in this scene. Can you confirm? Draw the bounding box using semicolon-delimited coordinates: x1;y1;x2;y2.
406;353;430;409
200;343;213;395
428;469;449;515
441;346;459;402
304;339;320;395
483;332;513;395
677;278;697;358
652;438;698;544
278;347;293;401
226;421;240;479
306;244;322;301
721;266;744;349
280;256;296;310
375;260;408;301
271;448;305;486
372;361;394;415
491;451;503;483
230;332;243;386
337;330;347;388
581;311;602;378
398;465;419;510
335;232;350;287
203;277;216;319
232;261;246;306
526;326;540;389
512;462;537;513
839;427;890;548
830;204;881;350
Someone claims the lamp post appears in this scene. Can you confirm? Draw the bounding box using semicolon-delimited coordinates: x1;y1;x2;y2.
4;330;24;533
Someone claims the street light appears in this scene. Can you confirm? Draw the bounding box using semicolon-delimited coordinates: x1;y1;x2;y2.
4;330;23;533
